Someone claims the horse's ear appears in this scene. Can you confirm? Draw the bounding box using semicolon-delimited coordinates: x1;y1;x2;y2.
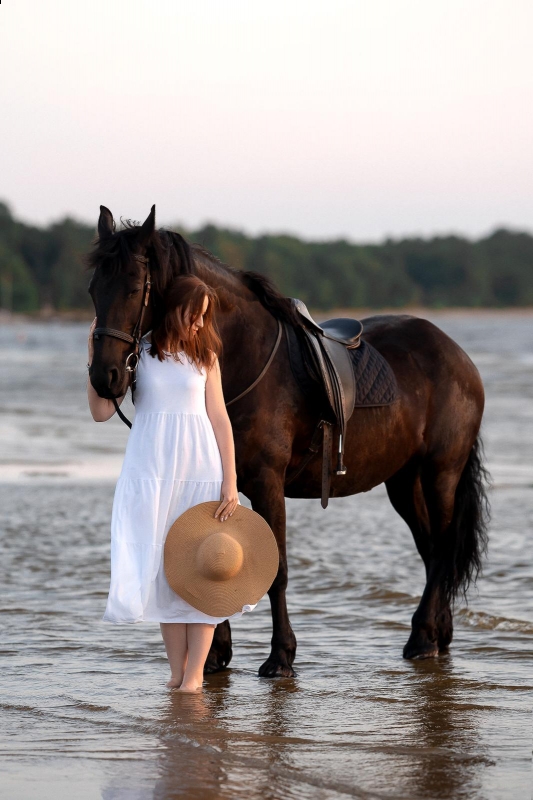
98;206;115;239
138;205;156;247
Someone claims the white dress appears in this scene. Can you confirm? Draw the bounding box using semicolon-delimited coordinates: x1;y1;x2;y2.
103;335;256;625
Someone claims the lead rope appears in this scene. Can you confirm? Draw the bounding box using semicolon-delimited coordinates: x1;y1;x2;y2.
112;398;133;429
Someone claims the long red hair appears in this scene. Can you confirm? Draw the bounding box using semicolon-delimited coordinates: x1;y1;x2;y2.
149;275;222;372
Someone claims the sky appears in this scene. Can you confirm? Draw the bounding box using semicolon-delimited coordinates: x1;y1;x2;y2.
1;0;532;242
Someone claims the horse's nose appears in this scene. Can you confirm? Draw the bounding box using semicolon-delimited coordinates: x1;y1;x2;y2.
108;367;119;389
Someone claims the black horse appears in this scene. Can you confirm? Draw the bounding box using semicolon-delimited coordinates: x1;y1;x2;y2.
88;206;489;677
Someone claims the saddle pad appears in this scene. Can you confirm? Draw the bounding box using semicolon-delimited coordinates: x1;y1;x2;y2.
349;339;398;407
285;322;398;408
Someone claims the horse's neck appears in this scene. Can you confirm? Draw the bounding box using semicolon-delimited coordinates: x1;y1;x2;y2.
195;254;277;365
192;249;245;298
157;246;277;362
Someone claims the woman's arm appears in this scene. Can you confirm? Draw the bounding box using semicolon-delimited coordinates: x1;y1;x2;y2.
205;353;239;522
87;318;127;422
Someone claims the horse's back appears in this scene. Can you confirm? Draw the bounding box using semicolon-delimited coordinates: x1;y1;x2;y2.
360;314;484;442
361;313;482;382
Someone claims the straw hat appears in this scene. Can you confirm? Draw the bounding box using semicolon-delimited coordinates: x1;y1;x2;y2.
164;501;279;617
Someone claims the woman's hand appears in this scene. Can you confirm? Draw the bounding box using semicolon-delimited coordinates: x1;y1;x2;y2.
214;479;239;522
88;317;97;365
86;317;126;422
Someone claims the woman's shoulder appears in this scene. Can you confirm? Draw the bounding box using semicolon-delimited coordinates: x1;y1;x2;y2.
205;349;218;374
140;333;152;352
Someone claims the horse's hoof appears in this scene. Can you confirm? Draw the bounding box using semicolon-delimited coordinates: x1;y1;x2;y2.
437;627;453;652
203;660;225;674
258;657;296;678
204;656;229;674
436;610;454;652
408;648;439;660
204;621;232;674
204;647;232;674
403;636;439;660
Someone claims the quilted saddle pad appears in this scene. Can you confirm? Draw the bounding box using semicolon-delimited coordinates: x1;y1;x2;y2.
285;322;398;408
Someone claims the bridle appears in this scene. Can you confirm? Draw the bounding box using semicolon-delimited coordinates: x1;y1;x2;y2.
92;253;283;428
92;254;152;427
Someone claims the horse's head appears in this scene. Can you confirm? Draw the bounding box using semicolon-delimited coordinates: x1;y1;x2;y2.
88;205;156;399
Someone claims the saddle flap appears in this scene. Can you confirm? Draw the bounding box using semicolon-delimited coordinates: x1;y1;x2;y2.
320;336;356;425
304;331;356;430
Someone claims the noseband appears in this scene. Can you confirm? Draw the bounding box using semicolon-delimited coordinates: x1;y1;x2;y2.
93;254;152;427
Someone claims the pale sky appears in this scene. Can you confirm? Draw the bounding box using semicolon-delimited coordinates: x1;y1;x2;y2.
1;0;532;241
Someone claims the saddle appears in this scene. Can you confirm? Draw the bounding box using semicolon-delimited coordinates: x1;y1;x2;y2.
285;299;397;508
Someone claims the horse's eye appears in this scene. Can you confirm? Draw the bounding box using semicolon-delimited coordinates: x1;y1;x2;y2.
127;288;141;298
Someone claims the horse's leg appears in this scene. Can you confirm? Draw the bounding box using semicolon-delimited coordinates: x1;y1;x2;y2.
386;463;443;658
204;620;233;673
247;474;296;678
385;460;431;567
401;463;462;658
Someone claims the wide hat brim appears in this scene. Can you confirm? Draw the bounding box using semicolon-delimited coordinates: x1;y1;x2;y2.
164;501;279;617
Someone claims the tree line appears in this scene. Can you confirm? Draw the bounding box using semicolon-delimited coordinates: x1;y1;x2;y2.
0;201;531;313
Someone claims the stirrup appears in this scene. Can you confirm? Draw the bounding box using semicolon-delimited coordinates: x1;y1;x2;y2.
335;432;347;475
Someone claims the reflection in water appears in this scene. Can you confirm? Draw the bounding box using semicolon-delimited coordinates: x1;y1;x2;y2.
101;675;312;800
150;676;305;800
101;683;226;800
406;659;491;799
152;689;225;800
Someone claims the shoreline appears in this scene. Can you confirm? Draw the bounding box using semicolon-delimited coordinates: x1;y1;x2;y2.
1;306;533;324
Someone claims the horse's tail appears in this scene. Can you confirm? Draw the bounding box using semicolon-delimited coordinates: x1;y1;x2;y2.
442;435;491;603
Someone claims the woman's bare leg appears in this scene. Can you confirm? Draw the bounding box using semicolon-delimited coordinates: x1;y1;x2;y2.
160;622;188;688
179;623;216;692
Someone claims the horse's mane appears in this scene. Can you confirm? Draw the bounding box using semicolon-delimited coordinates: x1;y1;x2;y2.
191;243;301;328
86;221;194;299
240;269;302;327
87;223;302;328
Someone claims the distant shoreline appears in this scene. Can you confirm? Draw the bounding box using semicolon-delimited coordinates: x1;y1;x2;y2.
1;306;532;325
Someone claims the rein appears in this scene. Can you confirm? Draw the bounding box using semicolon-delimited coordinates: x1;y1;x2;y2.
225;320;282;406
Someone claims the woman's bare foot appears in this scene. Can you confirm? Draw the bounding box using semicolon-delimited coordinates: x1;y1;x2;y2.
166;675;183;689
177;680;203;693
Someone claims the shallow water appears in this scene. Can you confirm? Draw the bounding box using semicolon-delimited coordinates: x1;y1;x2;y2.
0;313;532;799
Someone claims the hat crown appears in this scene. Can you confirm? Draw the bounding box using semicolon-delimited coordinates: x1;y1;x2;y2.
195;531;244;582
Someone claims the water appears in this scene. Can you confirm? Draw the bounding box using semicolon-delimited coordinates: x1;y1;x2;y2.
0;312;532;799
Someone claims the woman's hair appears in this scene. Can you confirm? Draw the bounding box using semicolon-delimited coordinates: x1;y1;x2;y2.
149;275;222;372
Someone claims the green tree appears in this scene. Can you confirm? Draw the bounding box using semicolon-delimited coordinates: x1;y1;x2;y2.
1;199;532;312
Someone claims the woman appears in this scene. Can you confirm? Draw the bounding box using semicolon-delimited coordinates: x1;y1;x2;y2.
87;275;255;692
